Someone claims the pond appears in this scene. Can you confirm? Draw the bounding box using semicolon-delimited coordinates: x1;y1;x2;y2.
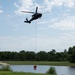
9;65;75;75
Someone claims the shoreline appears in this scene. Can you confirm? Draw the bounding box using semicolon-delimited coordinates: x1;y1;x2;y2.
2;61;75;66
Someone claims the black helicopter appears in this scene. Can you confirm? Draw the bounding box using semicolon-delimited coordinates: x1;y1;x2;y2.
21;7;42;23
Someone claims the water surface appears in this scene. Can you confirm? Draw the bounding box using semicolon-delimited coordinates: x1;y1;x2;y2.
10;65;75;75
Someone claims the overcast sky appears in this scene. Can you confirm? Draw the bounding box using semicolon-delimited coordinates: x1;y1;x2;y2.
0;0;75;52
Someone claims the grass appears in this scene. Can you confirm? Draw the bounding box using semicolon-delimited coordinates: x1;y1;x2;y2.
0;65;12;71
0;71;51;75
3;61;75;66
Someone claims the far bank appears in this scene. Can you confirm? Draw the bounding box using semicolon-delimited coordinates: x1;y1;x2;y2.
2;61;75;66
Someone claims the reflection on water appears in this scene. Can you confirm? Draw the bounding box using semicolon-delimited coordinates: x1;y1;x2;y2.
68;66;75;75
0;65;75;75
10;65;49;73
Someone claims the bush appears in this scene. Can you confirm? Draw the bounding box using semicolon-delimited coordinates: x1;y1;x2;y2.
47;67;57;75
0;65;12;71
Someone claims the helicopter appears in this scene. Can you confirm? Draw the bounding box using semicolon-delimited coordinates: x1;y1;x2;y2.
21;7;42;23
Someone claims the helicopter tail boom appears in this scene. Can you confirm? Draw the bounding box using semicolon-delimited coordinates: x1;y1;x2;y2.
24;18;31;23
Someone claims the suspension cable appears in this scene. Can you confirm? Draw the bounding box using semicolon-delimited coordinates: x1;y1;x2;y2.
35;22;37;53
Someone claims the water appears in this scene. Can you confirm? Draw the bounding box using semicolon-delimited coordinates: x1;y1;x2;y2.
0;65;75;75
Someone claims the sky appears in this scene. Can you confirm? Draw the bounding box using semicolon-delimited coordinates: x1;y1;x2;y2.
0;0;75;52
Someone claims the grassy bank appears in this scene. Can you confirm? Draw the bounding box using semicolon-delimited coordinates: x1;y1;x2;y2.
3;61;75;66
0;71;50;75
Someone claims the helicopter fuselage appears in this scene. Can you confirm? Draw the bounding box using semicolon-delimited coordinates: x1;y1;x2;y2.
32;13;42;20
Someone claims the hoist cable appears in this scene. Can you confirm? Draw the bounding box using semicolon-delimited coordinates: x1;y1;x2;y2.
35;22;37;53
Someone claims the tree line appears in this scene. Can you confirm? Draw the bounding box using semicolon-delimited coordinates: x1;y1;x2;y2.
0;46;75;63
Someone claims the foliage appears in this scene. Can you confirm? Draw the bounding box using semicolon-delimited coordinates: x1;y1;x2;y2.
0;65;12;71
68;46;75;63
0;45;75;63
47;67;57;75
69;52;75;63
36;51;48;61
0;50;68;61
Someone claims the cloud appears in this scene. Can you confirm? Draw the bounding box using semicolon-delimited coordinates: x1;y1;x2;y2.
0;9;3;13
64;0;75;7
49;16;75;30
0;6;3;13
14;0;45;15
36;31;75;52
1;32;75;52
14;0;75;15
0;36;63;51
14;0;35;15
60;31;75;48
0;36;60;51
44;0;75;7
0;36;35;51
44;0;75;12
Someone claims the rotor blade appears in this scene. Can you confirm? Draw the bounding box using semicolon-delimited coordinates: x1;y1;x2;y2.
21;11;34;13
35;7;38;13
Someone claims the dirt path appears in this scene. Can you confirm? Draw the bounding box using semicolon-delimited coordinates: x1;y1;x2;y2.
0;61;9;65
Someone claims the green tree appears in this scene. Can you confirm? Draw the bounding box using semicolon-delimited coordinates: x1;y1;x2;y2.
25;51;35;61
68;47;74;55
56;52;62;61
68;46;75;63
47;49;56;61
70;51;75;63
19;50;26;61
36;51;47;61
